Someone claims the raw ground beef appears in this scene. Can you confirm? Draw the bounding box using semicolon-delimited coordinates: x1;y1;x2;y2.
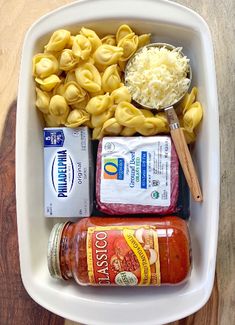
96;137;179;215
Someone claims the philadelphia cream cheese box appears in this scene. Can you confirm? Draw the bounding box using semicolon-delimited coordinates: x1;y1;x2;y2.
43;127;93;217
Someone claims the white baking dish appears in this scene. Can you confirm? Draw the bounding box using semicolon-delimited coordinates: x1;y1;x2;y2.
16;0;220;324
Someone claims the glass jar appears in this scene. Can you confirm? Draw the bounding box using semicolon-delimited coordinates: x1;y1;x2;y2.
48;216;191;286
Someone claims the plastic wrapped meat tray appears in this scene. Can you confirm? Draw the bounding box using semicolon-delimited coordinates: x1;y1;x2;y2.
96;136;179;215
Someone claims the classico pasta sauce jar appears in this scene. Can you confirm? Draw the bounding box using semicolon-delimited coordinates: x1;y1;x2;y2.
47;216;191;286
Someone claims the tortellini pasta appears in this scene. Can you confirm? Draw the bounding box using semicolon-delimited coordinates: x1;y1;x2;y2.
117;60;126;72
178;88;203;143
139;109;154;118
183;101;203;132
181;87;198;115
44;29;71;52
33;24;202;141
80;27;102;52
72;34;92;60
65;109;90;128
33;53;58;78
115;101;145;128
92;127;103;140
83;119;93;129
102;118;123;135
35;88;51;114
182;128;196;144
91;106;115;127
111;85;131;104
35;74;61;91
120;126;136;136
102;64;121;92
75;63;101;92
137;34;151;49
64;81;88;105
116;24;133;43
118;33;139;62
66;35;75;49
136;117;167;136
65;69;77;83
53;81;65;96
155;112;168;127
101;35;116;46
70;95;90;110
49;95;69;118
59;49;79;71
93;45;124;66
85;93;112;115
89;88;105;97
44;113;62;127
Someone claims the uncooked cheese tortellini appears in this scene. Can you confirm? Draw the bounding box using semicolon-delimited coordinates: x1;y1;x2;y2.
65;69;77;83
80;27;102;52
44;29;71;52
181;87;198;114
33;53;58;79
35;74;61;91
111;85;132;104
63;81;87;105
102;118;123;135
118;33;139;62
72;34;92;60
33;24;203;142
49;95;69;118
102;64;121;92
182;128;197;144
44;113;62;127
116;24;133;43
53;81;65;96
93;44;123;66
139;109;154;118
120;126;136;136
101;35;116;46
66;35;75;49
115;101;145;128
85;93;112;115
155;112;169;129
59;49;79;71
35;88;51;114
89;88;105;97
91;106;115;127
70;95;90;110
183;101;203;132
65;109;90;128
137;34;151;49
136;117;167;136
178;88;203;143
75;63;101;92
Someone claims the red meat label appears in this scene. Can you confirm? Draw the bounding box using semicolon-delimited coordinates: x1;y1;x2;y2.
87;225;161;286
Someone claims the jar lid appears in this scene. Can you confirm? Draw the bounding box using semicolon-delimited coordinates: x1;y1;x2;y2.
47;222;68;279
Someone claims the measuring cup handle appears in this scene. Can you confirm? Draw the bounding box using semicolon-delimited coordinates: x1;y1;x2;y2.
165;106;203;202
171;128;203;202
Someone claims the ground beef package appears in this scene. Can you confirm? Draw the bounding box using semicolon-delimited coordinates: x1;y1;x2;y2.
95;136;189;217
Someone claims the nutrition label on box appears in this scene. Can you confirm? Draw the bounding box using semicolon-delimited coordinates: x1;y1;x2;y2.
100;136;171;206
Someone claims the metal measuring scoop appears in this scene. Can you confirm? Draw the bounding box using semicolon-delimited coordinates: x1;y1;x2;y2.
124;43;203;202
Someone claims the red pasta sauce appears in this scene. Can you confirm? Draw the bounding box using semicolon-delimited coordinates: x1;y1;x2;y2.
48;216;191;286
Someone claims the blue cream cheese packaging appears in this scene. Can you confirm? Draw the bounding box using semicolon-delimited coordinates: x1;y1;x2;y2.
43;127;93;217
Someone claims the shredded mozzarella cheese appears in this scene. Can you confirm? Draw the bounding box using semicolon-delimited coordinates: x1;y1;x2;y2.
125;46;190;109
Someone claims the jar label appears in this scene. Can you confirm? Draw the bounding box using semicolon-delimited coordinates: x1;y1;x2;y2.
87;225;161;286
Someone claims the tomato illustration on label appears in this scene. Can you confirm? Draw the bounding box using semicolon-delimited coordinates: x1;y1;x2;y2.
87;225;161;286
